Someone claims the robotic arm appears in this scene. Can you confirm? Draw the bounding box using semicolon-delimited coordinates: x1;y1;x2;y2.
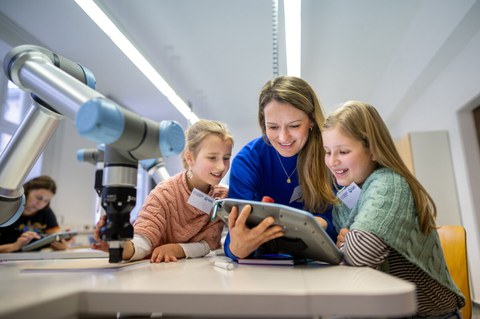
1;45;95;229
77;147;171;193
0;45;185;262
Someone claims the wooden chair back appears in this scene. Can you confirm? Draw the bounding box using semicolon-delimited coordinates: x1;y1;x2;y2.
437;225;471;319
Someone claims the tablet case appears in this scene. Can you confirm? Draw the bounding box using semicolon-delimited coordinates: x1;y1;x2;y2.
21;231;77;252
211;198;343;265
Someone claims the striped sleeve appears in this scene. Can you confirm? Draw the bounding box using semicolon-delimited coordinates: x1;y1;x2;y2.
341;229;389;268
342;230;463;315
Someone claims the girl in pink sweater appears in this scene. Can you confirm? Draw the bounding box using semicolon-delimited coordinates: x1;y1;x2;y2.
92;119;234;263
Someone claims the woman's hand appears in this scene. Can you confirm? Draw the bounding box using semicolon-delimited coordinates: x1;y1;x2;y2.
314;216;328;229
336;228;349;248
227;205;284;259
50;238;69;250
150;243;185;263
47;227;73;251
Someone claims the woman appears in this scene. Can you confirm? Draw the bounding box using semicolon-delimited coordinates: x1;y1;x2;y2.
0;175;67;252
225;76;337;260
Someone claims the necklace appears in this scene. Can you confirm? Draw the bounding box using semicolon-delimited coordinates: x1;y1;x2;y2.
275;151;297;183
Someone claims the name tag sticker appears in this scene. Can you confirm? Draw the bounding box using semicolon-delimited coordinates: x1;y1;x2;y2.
290;185;302;203
187;188;214;214
337;182;361;209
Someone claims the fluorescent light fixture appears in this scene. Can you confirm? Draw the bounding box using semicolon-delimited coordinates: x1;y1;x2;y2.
284;0;301;77
74;0;199;124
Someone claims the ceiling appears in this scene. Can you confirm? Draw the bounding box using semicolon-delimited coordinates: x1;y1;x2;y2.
0;0;478;152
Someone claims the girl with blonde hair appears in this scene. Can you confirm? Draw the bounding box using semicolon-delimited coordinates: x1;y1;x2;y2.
93;119;234;263
322;101;464;318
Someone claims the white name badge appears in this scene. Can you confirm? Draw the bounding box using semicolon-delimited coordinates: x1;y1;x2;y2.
187;188;215;214
337;182;361;209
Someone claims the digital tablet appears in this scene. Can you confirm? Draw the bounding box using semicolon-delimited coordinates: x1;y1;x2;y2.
21;231;77;252
211;198;343;265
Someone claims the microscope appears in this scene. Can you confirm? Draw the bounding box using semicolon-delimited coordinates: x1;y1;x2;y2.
0;45;185;262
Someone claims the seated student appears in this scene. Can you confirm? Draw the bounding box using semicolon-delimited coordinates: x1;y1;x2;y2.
92;119;234;263
321;101;464;318
0;175;69;252
224;76;337;260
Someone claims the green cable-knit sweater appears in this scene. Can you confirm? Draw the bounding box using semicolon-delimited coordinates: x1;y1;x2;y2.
333;167;464;300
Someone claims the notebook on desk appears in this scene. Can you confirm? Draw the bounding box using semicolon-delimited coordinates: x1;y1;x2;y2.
20;259;147;272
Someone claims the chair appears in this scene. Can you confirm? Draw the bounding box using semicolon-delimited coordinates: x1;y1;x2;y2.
437;225;472;319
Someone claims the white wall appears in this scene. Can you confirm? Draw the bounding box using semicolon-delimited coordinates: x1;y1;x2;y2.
391;26;480;303
408;131;462;226
41;119;98;230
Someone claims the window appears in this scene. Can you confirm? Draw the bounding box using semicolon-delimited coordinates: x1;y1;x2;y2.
474;104;480;149
4;81;27;125
0;132;12;152
0;74;43;178
0;78;29;153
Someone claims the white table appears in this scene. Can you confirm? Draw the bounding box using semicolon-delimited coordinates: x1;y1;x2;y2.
0;254;416;319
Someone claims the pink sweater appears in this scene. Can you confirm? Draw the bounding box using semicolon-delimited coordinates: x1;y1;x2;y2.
133;171;227;251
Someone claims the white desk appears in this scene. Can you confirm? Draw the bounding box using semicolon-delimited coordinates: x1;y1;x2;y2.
0;255;416;319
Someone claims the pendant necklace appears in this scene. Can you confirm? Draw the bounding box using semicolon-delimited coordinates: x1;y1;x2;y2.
275;150;297;183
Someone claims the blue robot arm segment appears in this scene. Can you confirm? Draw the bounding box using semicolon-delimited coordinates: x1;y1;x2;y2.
1;45;185;263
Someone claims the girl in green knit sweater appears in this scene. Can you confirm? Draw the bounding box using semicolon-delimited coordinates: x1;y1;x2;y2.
321;101;464;318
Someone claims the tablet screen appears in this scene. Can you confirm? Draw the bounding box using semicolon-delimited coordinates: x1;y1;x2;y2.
211;198;343;264
21;231;77;252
